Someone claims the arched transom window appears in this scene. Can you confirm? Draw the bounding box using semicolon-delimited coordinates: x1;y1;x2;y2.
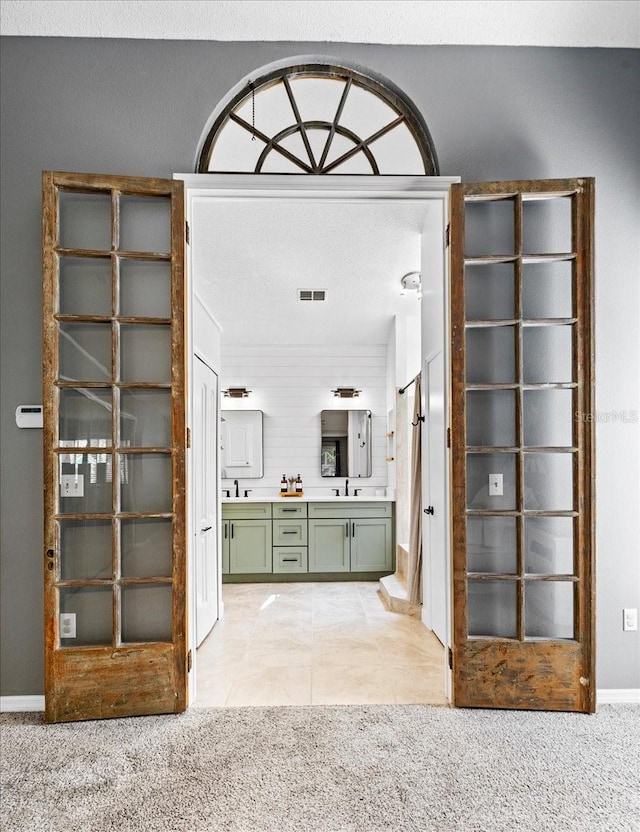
197;62;439;175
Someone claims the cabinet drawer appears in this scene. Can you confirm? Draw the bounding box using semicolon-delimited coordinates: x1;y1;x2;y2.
273;518;308;546
222;502;271;520
308;501;393;519
273;546;308;574
273;502;308;518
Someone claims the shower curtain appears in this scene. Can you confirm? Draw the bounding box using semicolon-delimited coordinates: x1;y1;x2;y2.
407;374;422;606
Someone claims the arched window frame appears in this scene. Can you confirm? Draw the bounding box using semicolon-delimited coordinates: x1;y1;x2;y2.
196;60;440;175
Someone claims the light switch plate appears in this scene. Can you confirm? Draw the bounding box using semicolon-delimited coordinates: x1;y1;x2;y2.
60;474;84;498
623;608;638;631
489;473;503;496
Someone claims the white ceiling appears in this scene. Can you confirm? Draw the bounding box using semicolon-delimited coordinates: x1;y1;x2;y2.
2;0;639;48
192;198;427;346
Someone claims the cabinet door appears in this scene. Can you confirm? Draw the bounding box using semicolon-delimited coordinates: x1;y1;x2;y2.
222;520;230;575
308;519;350;572
229;519;272;573
350;518;393;572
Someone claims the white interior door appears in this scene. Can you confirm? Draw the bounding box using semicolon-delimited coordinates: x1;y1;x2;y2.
424;350;448;645
193;355;219;646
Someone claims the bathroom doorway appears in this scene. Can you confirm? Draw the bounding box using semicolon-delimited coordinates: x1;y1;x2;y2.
181;175;457;707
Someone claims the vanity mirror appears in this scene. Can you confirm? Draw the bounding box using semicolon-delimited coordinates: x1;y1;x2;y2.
220;410;264;478
320;409;372;478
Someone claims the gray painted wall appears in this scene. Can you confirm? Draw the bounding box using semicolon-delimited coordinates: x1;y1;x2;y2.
1;38;638;695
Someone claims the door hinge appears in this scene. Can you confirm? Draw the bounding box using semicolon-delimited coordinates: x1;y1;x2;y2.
187;649;192;672
445;223;450;248
447;427;451;448
186;427;191;449
448;647;453;670
185;220;190;245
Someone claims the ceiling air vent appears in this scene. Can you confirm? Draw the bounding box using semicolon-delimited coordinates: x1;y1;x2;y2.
298;289;326;302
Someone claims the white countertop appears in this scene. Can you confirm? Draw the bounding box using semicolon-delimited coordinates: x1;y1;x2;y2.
221;494;393;503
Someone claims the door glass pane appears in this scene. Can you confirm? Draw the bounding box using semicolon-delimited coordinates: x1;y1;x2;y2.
121;518;173;578
466;326;516;384
467;517;517;573
59;519;112;580
522;260;572;319
120;325;171;383
465;262;515;320
59;323;112;382
523;389;573;447
468;579;517;637
523;325;573;384
525;517;574;575
464;199;514;257
524;452;574;511
120;389;172;447
119;259;171;318
60;257;112;316
120;454;172;513
522;196;572;255
119;196;171;254
525;580;574;639
467;453;516;510
59;191;111;251
59;586;112;647
58;452;112;514
121;584;172;642
60;388;113;447
466;390;515;447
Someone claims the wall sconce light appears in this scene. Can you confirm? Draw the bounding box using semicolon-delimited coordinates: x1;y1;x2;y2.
332;387;361;398
400;271;422;300
223;387;251;398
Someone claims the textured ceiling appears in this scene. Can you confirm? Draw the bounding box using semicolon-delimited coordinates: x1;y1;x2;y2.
191;199;428;346
2;0;638;47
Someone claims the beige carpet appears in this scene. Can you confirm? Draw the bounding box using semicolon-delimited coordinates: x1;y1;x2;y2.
1;704;639;832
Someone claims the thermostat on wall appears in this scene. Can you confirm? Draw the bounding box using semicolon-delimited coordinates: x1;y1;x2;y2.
16;405;43;429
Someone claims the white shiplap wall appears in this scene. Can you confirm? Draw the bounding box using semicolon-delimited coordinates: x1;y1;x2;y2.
220;344;390;498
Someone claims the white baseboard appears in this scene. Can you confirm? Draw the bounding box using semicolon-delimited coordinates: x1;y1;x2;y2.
1;695;45;713
597;689;640;705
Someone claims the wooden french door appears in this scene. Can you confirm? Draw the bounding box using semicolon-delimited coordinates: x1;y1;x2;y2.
450;178;595;712
42;172;187;722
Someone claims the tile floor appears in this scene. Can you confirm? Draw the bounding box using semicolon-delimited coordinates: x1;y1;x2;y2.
194;581;448;707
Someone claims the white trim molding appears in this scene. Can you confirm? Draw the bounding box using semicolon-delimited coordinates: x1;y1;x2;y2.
1;695;45;712
597;689;640;705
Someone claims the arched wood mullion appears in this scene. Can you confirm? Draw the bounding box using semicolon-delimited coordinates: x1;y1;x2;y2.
322;116;405;174
256;122;378;174
228;112;313;174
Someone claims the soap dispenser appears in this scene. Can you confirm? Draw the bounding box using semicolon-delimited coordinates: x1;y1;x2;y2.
280;474;287;494
295;474;303;494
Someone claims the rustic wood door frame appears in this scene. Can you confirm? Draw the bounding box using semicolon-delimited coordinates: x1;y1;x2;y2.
449;178;595;712
42;171;187;723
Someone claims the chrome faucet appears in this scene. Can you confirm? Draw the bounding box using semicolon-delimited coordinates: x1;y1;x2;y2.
234;479;240;498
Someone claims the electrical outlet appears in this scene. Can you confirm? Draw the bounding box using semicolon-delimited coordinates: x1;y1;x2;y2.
60;474;84;498
623;608;638;631
59;613;76;639
489;473;503;496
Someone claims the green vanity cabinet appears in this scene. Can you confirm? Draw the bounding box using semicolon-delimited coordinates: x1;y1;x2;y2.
222;503;272;575
308;502;393;573
222;500;393;579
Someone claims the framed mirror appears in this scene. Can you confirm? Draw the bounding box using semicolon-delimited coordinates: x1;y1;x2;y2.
220;410;264;478
320;410;372;478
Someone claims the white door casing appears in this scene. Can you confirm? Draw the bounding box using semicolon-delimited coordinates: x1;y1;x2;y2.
193;356;219;647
